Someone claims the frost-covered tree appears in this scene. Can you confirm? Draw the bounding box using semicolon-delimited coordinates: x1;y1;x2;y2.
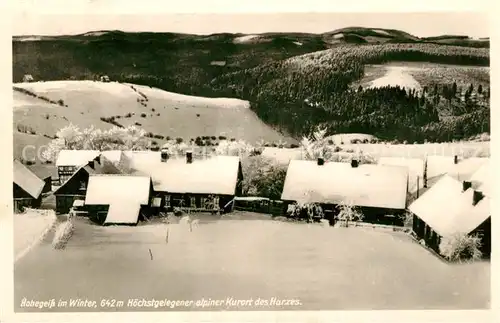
241;155;287;199
215;139;255;157
300;126;337;161
42;124;149;162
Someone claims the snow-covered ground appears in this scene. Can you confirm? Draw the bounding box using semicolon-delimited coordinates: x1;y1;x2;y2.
372;29;391;36
14;209;57;263
125;83;251;109
369;66;422;91
233;35;259;43
14;81;251;110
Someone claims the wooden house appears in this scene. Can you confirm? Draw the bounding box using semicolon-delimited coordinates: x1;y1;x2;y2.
55;150;100;184
13;160;45;213
281;158;409;223
53;157;122;214
84;175;153;225
130;151;243;214
409;175;491;258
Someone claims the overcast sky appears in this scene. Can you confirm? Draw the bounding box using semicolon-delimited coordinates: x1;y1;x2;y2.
12;1;489;38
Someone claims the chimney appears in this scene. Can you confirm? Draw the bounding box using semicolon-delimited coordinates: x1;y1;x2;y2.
454;155;458;164
160;148;169;162
351;159;359;168
186;151;193;164
317;157;324;166
462;181;472;192
472;190;484;206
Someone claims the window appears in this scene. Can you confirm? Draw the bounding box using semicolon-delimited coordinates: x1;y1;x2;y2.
79;181;87;190
152;197;162;207
190;196;197;208
165;195;171;208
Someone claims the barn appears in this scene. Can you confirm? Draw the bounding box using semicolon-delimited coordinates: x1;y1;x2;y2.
408;175;491;258
56;150;100;184
84;175;153;225
13;160;45;213
131;151;243;214
281;158;409;223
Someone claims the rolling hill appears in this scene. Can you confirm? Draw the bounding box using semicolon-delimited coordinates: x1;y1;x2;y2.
13;81;296;159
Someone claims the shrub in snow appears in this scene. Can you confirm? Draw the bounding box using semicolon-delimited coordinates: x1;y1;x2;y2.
287;202;324;222
336;201;364;227
439;233;482;262
52;220;74;250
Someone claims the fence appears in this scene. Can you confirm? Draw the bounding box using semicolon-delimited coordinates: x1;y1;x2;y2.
232;197;284;216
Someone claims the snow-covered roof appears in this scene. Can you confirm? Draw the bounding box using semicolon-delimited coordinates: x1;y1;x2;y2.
100;150;124;164
85;175;151;206
409;175;490;237
104;203;142;225
426;156;488;180
85;175;151;225
123;150;160;166
56;150;100;167
378;157;424;193
281;160;409;209
13;160;45;199
131;155;241;195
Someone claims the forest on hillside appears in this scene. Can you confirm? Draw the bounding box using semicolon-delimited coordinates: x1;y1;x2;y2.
209;44;490;142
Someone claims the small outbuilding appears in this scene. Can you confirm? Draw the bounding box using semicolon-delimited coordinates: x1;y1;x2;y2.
53;157;122;214
84;175;153;225
13;160;45;213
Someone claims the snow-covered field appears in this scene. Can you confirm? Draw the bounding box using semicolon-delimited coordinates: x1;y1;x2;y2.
14;209;57;263
124;83;250;109
15;216;490;311
369;66;422;91
13;80;293;160
15;81;251;110
233;35;259;44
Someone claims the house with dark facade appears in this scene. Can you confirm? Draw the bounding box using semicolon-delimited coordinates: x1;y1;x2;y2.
84;175;153;225
281;158;409;223
53;157;122;214
13;160;46;213
130;150;243;214
55;150;100;184
409;175;491;258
